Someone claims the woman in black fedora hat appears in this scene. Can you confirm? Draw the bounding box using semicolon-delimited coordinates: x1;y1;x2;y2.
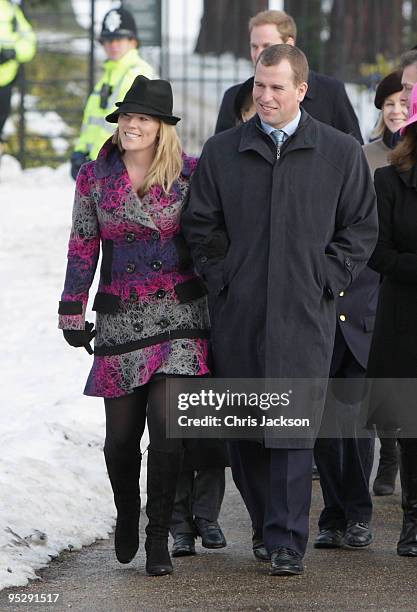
58;75;212;576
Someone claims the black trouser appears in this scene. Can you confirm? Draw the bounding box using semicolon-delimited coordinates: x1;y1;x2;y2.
170;468;225;536
104;379;182;501
314;330;374;529
398;437;417;512
0;83;13;141
229;441;313;556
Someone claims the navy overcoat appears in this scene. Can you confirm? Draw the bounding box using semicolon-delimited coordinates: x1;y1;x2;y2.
182;112;377;447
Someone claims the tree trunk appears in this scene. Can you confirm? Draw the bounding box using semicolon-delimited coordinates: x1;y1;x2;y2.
325;0;403;81
284;0;324;72
410;2;417;49
195;0;268;59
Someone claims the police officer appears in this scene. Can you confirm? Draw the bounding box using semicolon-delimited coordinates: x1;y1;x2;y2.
70;7;157;180
0;0;36;148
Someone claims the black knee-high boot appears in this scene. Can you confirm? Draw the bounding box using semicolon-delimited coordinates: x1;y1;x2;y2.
104;446;142;564
397;438;417;557
145;449;182;576
373;434;398;496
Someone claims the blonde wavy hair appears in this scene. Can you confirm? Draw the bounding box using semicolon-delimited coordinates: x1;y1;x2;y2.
112;120;183;194
370;112;385;139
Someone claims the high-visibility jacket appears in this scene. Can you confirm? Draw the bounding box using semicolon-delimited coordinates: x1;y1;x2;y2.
74;48;157;160
0;0;36;87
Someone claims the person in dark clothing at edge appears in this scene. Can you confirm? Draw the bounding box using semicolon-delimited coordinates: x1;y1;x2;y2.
215;9;363;144
363;71;408;497
367;81;417;558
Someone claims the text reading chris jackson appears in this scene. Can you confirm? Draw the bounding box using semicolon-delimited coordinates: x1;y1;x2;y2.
177;414;310;428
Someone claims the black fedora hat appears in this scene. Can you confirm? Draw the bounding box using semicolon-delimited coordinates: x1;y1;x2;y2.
106;75;181;125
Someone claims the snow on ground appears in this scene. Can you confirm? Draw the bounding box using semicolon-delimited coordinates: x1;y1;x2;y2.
0;156;148;590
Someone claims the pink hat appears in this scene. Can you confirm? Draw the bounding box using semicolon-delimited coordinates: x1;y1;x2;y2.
400;82;417;135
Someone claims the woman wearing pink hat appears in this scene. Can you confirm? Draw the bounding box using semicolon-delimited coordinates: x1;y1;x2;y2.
367;82;417;557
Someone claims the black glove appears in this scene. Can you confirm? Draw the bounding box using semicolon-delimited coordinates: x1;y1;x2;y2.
0;48;16;64
63;321;96;355
70;151;89;181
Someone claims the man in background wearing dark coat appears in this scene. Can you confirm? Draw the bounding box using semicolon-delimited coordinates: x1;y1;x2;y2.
313;267;379;549
215;9;362;143
182;44;377;576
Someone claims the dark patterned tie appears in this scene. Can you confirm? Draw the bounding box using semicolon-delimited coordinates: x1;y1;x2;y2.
271;129;286;159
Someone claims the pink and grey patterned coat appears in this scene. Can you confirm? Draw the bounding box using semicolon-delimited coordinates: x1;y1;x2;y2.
58;140;210;398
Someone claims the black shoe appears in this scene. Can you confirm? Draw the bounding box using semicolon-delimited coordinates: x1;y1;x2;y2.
397;520;417;557
396;438;417;556
343;521;372;547
114;499;140;564
172;533;196;557
145;538;173;576
397;510;417;556
269;547;304;576
252;529;270;561
373;460;397;496
373;436;398;496
373;479;396;496
194;518;226;549
397;529;417;557
145;449;182;576
314;527;344;549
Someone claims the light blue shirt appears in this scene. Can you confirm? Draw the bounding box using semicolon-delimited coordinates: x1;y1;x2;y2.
260;110;301;143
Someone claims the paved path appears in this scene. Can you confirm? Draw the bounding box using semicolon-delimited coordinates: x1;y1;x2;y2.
2;468;416;612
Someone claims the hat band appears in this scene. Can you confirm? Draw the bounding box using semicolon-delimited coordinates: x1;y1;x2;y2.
100;29;136;40
106;101;181;125
116;101;173;116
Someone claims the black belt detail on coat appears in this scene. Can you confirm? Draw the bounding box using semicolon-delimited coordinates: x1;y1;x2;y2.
92;291;120;314
58;300;83;315
94;328;210;356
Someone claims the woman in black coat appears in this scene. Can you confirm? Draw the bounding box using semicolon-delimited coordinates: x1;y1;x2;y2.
364;71;408;497
367;83;417;557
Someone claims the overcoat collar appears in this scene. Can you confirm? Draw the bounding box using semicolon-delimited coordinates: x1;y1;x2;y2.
238;109;317;164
